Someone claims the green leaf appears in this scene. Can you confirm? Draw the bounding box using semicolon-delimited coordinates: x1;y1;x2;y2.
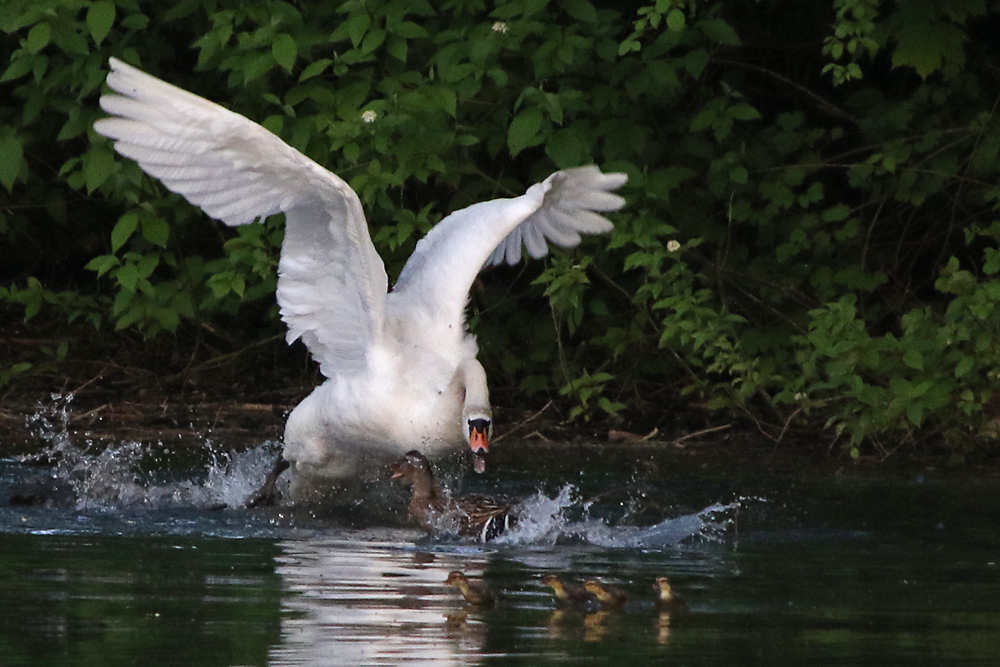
647;60;679;87
241;53;274;84
697;18;742;46
545;129;586;168
361;28;385;55
689;108;717;133
299;59;332;81
272;33;297;72
425;86;457;117
111;212;139;253
387;35;408;62
345;13;371;48
666;9;686;32
902;348;923;371
141;217;170;247
0;131;23;191
508;106;543;156
891;21;965;79
822;204;850;222
84;254;120;277
682;49;710;78
86;1;116;46
728;103;761;121
392;22;429;39
25;22;51;54
1;55;33;82
562;0;598;23
83;148;115;193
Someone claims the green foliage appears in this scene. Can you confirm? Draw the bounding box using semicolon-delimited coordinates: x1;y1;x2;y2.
4;0;1000;456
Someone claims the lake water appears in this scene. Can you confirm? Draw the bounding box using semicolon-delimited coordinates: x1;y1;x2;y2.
2;420;999;666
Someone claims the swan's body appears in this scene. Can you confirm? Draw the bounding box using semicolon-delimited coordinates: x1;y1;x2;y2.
94;57;626;491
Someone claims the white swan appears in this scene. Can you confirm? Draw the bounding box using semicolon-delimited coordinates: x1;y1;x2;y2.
93;57;627;491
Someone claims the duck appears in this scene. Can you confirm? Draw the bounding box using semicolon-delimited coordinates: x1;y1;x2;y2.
445;571;496;606
390;450;516;541
540;573;593;607
583;579;628;610
93;58;627;498
652;576;689;614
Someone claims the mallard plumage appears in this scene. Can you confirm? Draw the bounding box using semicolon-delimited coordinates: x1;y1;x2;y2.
445;571;495;606
540;574;593;606
652;576;689;614
583;579;628;610
390;450;515;541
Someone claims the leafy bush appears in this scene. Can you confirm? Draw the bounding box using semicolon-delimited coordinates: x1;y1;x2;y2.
4;0;1000;458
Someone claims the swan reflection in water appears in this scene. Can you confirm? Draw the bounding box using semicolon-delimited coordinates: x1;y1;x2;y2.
268;535;493;666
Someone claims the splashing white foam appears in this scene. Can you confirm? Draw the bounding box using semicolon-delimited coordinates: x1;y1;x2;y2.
203;444;288;508
491;485;740;549
19;395;284;509
492;484;577;545
16;394;753;548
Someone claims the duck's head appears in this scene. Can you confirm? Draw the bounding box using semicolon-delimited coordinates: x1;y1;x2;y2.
583;579;608;599
389;450;433;484
463;407;492;474
445;571;468;586
653;576;674;597
541;573;564;591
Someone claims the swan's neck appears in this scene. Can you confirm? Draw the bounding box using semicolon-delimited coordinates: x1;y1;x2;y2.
454;358;490;416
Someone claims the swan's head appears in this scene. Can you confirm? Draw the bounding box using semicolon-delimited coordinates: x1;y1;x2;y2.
463;408;492;474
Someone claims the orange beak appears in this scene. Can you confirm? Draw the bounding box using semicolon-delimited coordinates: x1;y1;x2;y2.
469;427;489;454
468;418;490;474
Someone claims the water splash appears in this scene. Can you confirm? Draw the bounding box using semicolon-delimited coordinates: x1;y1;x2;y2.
203;445;288;508
42;440;284;511
492;485;744;550
16;394;284;510
13;394;752;550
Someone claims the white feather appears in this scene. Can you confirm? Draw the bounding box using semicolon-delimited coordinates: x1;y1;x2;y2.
94;58;627;489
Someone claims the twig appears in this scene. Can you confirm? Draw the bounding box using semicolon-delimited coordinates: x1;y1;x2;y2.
714;58;860;126
494;400;553;443
168;332;286;380
75;403;111;422
775;406;802;443
667;423;733;446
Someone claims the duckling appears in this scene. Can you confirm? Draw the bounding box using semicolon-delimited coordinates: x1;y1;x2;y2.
583;579;628;610
540;573;593;606
652;576;689;614
445;571;496;606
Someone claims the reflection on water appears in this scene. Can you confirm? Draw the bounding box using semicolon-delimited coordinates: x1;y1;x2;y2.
272;537;493;665
3;416;1000;665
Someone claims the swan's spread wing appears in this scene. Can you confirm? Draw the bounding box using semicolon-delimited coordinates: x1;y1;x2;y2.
94;58;387;375
392;166;626;319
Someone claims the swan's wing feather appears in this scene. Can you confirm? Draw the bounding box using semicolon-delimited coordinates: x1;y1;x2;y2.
392;166;626;322
94;58;386;375
485;166;626;266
